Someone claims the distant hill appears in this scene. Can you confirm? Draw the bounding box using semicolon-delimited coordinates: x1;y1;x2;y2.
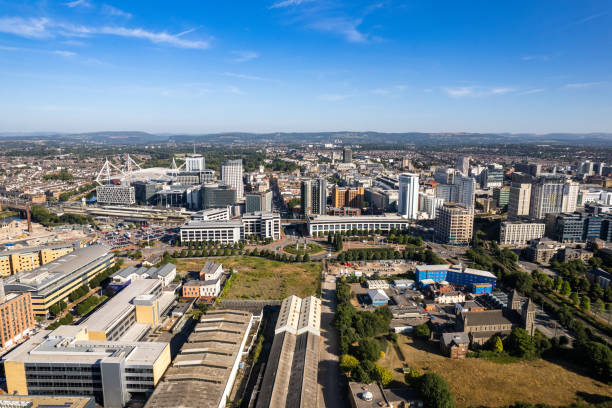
1;131;612;146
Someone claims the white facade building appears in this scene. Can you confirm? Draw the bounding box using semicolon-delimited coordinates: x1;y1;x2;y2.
398;173;419;219
454;175;476;211
499;221;545;246
185;153;205;172
419;193;444;219
221;159;244;199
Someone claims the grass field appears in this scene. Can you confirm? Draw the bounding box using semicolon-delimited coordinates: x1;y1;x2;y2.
173;256;322;300
379;335;612;408
283;243;324;256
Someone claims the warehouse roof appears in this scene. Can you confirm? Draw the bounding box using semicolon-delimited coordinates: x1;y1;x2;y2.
145;309;252;408
4;245;112;293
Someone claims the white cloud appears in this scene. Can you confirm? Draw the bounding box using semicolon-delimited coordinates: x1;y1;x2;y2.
519;88;545;95
0;16;210;49
230;50;259;63
64;0;93;8
95;26;210;49
53;50;77;57
522;55;550;61
308;17;368;43
565;82;602;89
270;0;310;9
443;86;516;97
226;85;244;95
102;4;132;19
0;17;51;39
490;87;514;94
222;72;265;81
443;86;474;97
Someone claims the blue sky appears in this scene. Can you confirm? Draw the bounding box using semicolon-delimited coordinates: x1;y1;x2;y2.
0;0;610;134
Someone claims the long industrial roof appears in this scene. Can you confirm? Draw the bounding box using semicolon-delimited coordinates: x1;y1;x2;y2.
4;245;112;293
145;309;252;408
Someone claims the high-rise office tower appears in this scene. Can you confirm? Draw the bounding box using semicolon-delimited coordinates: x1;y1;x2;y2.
454;175;476;211
580;160;594;176
561;181;579;213
529;176;566;219
343;147;352;163
221;159;244;199
508;182;532;220
398;173;419;219
312;178;327;215
435;203;474;245
185;153;205;172
301;178;327;216
456;156;470;176
300;180;312;216
480;164;504;189
434;167;455;185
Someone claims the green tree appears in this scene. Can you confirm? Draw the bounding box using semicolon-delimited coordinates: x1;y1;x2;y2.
355;337;382;362
580;295;591;311
493;336;504;353
418;373;455;408
374;364;394;386
594;298;605;314
414;323;431;340
570;292;580;305
506;328;537;359
553;276;563;292
340;354;359;373
561;281;571;297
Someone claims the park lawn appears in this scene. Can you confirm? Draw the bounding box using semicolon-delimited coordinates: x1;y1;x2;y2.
379;335;612;408
283;243;325;256
173;256;321;300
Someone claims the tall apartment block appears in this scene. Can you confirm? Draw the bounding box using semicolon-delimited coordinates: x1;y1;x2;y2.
0;280;35;348
435;203;474;245
300;178;327;216
343;147;352;163
332;186;364;209
508;182;532;220
221;159;244;199
398;173;419;219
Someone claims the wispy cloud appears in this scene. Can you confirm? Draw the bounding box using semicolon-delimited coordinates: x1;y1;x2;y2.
490;87;514;95
443;86;474;97
94;26;210;49
0;16;210;49
573;11;608;25
522;55;550;61
0;17;51;39
443;86;516;97
230;50;259;63
270;1;381;44
226;85;244;95
102;4;132;19
52;50;77;57
270;0;311;9
371;85;407;95
222;72;265;81
564;81;603;89
64;0;93;8
308;17;369;43
519;88;545;95
318;93;352;101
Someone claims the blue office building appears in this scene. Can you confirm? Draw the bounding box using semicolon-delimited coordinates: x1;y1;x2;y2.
415;265;451;282
415;264;497;288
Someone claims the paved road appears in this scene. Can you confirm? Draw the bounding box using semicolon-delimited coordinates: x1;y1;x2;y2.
318;268;343;408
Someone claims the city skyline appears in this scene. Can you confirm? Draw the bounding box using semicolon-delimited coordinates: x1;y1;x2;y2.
0;0;610;134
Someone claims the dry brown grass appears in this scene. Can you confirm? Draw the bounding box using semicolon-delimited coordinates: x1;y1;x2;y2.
173;256;321;300
380;335;612;408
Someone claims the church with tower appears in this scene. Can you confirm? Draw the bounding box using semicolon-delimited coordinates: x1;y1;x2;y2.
455;289;536;345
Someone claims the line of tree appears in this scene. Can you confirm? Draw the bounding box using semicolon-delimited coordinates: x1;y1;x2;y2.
335;247;445;264
328;233;343;252
30;205;93;227
172;248;312;263
68;285;90;302
335;279;394;386
59;182;98;201
75;295;104;316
